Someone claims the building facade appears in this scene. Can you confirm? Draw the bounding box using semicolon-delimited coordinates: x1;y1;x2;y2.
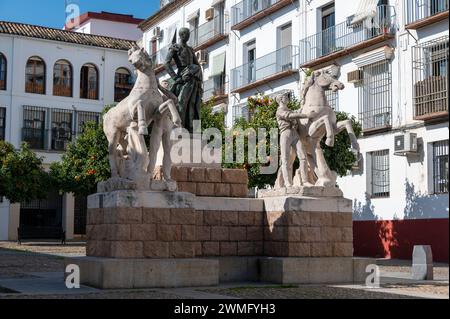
140;0;449;260
64;11;144;41
0;20;136;241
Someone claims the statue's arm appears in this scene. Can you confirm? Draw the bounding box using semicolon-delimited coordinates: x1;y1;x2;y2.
164;48;178;79
277;110;308;121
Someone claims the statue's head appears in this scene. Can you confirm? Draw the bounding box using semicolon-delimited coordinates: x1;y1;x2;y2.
312;65;344;92
179;27;191;42
128;44;152;71
275;91;291;106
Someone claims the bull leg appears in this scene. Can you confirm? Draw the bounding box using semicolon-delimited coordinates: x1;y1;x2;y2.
336;120;360;152
147;121;163;181
158;100;182;127
107;131;121;178
136;101;148;136
161;118;174;181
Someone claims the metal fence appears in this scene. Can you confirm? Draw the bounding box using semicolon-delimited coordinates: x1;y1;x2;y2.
370;149;390;198
358;60;392;131
51;108;74;151
412;36;449;118
404;0;449;25
22;106;101;151
231;45;299;91
231;0;278;26
433;140;449;194
299;5;396;65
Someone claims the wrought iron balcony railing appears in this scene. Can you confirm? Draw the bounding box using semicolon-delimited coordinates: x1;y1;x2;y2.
231;45;299;92
203;76;227;101
299;5;396;66
231;0;288;27
412;36;449;120
189;17;228;50
405;0;449;25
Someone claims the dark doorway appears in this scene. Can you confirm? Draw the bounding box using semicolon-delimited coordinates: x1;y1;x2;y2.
20;191;63;238
74;195;87;235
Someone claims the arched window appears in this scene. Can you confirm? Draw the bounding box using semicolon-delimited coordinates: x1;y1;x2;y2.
0;53;6;91
80;63;99;100
114;67;133;102
53;60;73;97
25;56;46;94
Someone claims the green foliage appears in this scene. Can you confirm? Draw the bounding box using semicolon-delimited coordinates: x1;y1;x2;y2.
200;99;226;136
50;109;110;196
0;141;51;203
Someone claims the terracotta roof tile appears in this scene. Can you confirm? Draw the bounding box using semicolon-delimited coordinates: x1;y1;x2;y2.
0;21;135;51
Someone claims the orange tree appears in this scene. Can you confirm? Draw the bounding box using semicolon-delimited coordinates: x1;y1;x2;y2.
0;141;52;203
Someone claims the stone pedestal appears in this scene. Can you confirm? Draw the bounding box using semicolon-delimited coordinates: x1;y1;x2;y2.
263;196;354;258
69;190;374;289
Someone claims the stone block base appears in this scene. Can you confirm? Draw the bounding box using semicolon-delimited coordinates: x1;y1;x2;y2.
67;256;375;289
260;257;376;284
67;257;219;289
154;166;249;198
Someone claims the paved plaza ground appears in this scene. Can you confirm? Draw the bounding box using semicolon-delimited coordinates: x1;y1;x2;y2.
0;241;448;299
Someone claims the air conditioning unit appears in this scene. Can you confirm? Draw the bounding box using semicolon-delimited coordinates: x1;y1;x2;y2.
205;8;215;21
152;27;162;40
394;133;418;156
196;50;208;65
347;70;363;83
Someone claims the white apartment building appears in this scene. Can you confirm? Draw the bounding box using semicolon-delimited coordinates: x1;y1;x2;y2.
64;11;144;41
0;19;137;241
139;0;448;253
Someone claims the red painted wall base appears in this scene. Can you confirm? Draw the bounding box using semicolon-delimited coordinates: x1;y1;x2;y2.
353;218;449;263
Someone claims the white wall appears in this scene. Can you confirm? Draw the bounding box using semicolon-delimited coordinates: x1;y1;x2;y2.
0;33;133;240
80;19;143;41
142;0;449;222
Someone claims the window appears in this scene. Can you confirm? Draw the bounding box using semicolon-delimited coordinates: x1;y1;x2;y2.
114;68;133;102
76;111;101;134
80;63;99;100
245;40;256;84
0;107;5;140
25;56;46;94
51;109;73;151
22;106;46;150
321;3;335;56
412;37;448;118
358;60;392;131
325;90;339;111
53;60;73;97
433;140;449;194
0;53;6;90
369;150;390;198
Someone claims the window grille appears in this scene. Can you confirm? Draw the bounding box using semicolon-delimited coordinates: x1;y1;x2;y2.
370;149;390;198
358;60;392;131
433;140;449;194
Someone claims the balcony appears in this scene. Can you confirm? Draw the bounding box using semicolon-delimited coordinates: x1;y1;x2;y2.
405;0;449;29
190;17;228;51
299;5;396;69
151;45;171;74
413;37;449;122
203;76;228;103
231;0;293;31
231;45;299;94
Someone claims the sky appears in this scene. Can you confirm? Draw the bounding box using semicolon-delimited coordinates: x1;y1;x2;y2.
0;0;160;29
